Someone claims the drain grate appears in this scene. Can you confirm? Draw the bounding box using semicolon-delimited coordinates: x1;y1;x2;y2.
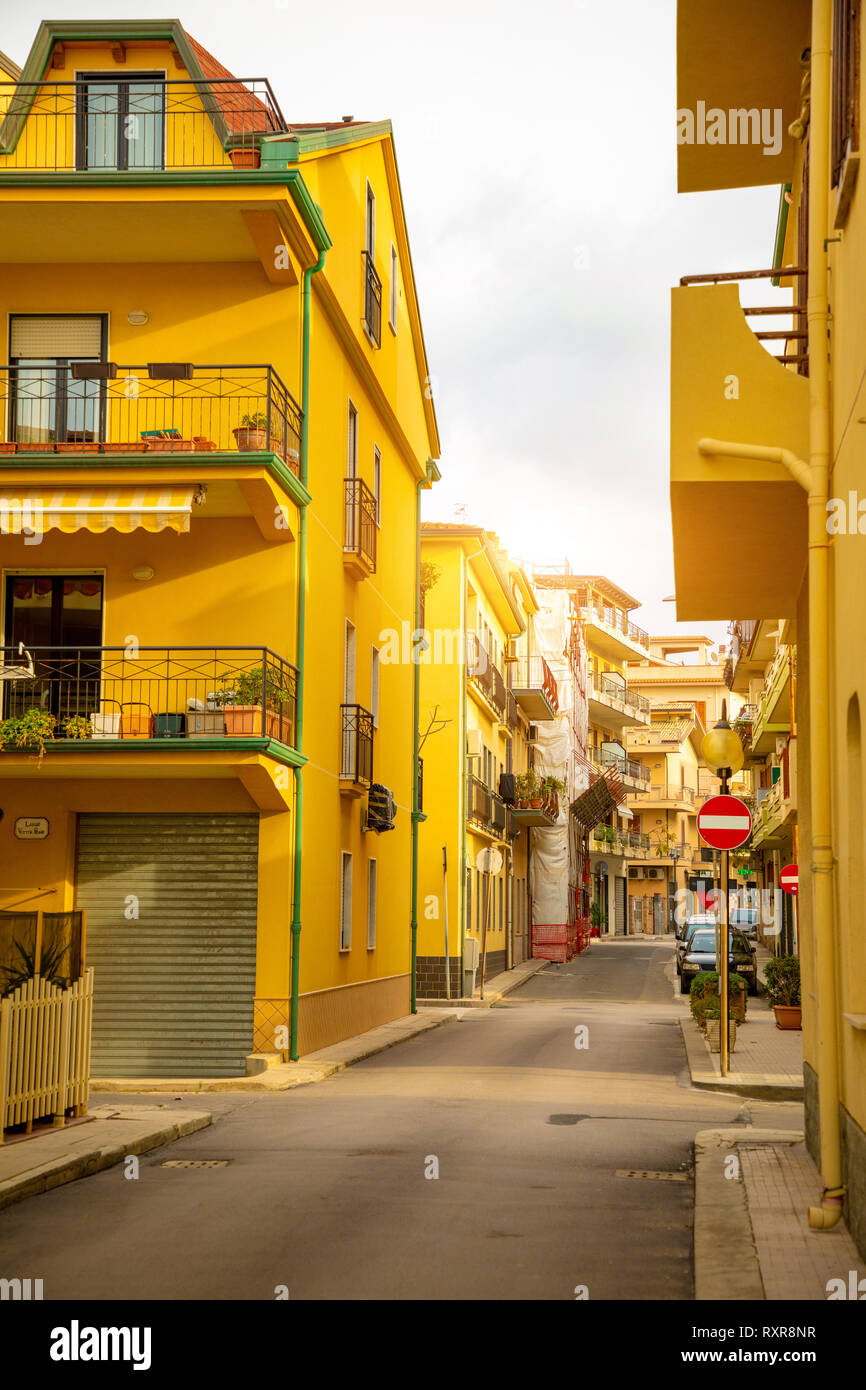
161;1159;230;1169
615;1169;688;1182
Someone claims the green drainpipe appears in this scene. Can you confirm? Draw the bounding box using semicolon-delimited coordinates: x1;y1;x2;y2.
411;460;436;1010
289;246;327;1061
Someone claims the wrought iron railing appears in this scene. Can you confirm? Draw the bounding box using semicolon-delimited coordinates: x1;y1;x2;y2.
631;785;696;805
579;605;650;652
0;78;287;173
592;674;650;715
505;688;519;730
0;646;298;746
363;251;382;346
340;703;374;786
0;363;302;472
597;747;651;784
679;267;809;375
511;655;559;713
344;477;378;570
468;774;492;827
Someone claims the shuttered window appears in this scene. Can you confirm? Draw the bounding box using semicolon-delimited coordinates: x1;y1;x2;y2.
367;860;377;949
10;315;104;359
340;852;353;950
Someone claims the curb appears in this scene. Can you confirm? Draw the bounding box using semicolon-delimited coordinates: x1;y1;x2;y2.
0;1107;212;1212
678;1018;805;1101
693;1128;804;1301
418;958;549;1009
88;1009;459;1094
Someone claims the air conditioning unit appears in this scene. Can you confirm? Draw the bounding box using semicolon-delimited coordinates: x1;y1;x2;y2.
467;729;482;758
647;867;662;880
628;866;644;880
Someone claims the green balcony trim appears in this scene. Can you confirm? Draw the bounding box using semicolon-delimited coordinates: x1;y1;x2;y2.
43;737;307;768
0;451;312;509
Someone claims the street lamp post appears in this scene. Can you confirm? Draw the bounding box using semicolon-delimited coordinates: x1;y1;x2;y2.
700;702;744;1076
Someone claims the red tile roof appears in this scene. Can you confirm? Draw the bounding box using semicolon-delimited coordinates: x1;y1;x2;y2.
184;31;280;134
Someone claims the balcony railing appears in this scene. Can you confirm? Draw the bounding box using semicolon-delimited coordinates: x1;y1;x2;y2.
679;267;809;374
363;251;382;347
468;639;505;715
0;646;298;747
467;775;510;838
591;674;650;716
592;827;651;855
630;785;696;806
0;78;287;174
468;774;492;826
344;477;378;572
596;747;651;785
580;605;650;653
724;618;759;689
511;655;559;716
505;688;519;730
0;363;302;473
340;703;374;787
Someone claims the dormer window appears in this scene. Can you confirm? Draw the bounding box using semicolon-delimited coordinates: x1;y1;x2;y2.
75;73;165;171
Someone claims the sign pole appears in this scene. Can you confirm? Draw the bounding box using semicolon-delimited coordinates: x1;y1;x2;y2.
720;846;729;1077
480;869;489;1001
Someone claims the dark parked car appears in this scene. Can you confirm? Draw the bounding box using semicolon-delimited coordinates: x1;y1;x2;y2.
680;927;758;994
675;914;717;973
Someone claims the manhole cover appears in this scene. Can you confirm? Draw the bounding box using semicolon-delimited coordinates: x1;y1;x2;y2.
161;1159;230;1168
615;1169;688;1182
547;1114;587;1125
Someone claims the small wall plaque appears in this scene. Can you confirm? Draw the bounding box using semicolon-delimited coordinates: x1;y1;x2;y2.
14;817;49;841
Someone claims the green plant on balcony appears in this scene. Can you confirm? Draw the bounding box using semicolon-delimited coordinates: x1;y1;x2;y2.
61;715;92;740
515;769;543;809
214;667;295;740
233;411;279;453
655;833;675;857
0;708;56;758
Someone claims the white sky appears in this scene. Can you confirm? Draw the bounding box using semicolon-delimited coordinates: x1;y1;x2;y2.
4;0;786;647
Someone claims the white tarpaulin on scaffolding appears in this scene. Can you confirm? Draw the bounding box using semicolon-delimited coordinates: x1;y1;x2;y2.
527;586;589;925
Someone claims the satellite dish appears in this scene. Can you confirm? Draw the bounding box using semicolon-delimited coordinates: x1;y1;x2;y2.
476;847;503;875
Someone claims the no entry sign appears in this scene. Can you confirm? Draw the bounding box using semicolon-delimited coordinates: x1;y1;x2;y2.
697;794;752;851
780;863;799;896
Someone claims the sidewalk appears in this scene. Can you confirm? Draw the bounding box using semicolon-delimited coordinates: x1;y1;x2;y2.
90;1006;461;1094
0;1105;211;1212
695;1128;866;1299
418;955;549;1008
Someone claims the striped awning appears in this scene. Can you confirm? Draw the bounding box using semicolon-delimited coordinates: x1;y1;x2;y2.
0;489;194;536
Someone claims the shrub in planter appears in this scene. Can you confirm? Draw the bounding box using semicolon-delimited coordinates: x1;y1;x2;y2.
232;411;280;453
215;668;295;741
515;769;542;809
0;709;56;757
704;998;738;1053
690;970;747;1027
763;954;802;1029
60;714;92;740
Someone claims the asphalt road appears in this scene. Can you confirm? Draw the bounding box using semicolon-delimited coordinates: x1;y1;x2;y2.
0;938;802;1300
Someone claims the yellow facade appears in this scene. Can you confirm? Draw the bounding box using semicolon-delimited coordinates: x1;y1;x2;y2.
0;20;439;1071
670;0;866;1250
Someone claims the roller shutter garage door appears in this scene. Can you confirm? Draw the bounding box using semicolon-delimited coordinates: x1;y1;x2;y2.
615;876;627;936
76;813;259;1077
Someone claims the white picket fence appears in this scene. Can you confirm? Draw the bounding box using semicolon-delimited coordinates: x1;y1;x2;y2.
0;970;93;1141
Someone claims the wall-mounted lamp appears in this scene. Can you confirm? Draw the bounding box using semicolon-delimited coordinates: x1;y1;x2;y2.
127;311;150;326
132;566;154;582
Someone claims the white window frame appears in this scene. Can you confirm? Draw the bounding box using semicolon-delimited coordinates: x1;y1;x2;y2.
373;445;382;524
371;644;380;728
367;859;377;949
340;851;353;950
389;242;398;331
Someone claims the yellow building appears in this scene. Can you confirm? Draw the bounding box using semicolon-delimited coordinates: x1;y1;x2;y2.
670;0;866;1249
0;19;439;1074
415;527;554;996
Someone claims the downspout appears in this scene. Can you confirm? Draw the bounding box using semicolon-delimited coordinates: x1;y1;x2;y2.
410;459;436;1012
289;245;327;1062
696;2;842;1228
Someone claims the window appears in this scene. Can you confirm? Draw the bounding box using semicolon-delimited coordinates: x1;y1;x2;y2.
389;243;398;330
373;446;382;524
347;401;358;478
365;181;376;256
367;860;377;949
340;852;353;950
832;0;860;187
76;73;165;172
9;315;106;446
466;867;472;932
371;646;380;729
341;620;356;776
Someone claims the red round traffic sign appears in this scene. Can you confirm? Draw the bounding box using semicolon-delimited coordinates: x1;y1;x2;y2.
780;863;799;896
697;794;752;850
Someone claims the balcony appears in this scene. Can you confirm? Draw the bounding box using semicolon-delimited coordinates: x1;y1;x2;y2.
510;656;558;721
467;775;508;840
579;605;650;660
502;688;519;733
628;785;696;811
340;703;374;794
592;827;651;858
467;639;505;717
589;673;650;729
0;77;287;175
750;645;793;755
670;274;809;622
0;362;302;472
596;747;651;789
627;721;691;752
343;477;378;577
362;252;382;347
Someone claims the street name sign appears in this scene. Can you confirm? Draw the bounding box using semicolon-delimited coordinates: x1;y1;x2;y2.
780;863;799;896
696;795;752;851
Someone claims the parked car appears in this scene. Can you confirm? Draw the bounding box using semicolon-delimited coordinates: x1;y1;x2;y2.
675;914;717;973
730;907;759;940
680;927;758;995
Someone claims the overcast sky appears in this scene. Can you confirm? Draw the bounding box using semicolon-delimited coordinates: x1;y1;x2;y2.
5;0;785;652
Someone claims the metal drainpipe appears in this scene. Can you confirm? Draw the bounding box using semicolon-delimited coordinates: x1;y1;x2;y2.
694;2;842;1228
289;247;327;1063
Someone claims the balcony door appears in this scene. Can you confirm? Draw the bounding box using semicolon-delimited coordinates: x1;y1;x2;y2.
75;73;165;171
9;315;107;446
3;575;103;719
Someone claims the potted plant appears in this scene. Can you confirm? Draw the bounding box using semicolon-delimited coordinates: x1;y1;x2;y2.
703;997;738;1053
0;709;56;758
215;668;295;741
60;714;92;740
763;954;802;1029
542;775;565;816
233;411;277;452
589;900;607;935
515;769;542;809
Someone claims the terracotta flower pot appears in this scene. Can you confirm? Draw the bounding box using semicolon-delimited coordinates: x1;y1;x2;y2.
773;1004;802;1030
223;705;263;736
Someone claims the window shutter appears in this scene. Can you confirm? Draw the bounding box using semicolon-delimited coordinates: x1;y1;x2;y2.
10;316;104;358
